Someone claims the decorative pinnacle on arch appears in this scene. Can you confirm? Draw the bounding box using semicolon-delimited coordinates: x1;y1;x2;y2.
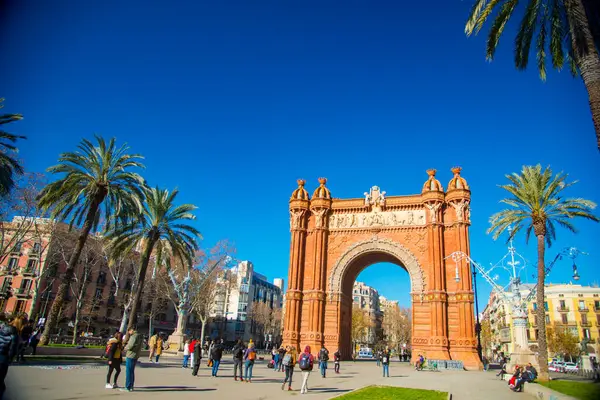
312;177;331;199
422;169;443;193
448;166;469;191
290;178;310;200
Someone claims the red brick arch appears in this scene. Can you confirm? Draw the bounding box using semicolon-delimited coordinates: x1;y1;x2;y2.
282;171;482;369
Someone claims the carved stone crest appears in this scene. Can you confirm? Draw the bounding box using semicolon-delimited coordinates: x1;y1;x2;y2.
364;185;386;212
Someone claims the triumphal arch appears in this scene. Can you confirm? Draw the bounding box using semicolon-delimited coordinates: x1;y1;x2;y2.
282;168;481;369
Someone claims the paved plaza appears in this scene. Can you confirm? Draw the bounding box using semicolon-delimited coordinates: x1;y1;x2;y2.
5;359;528;400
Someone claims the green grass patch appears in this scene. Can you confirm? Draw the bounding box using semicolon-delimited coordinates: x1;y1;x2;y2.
41;344;104;349
538;380;600;400
336;386;447;400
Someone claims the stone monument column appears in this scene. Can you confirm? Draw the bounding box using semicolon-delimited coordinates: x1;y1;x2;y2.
446;167;482;369
421;169;450;360
305;178;332;350
282;180;310;350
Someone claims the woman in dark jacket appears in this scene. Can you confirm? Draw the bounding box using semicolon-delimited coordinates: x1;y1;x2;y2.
0;315;18;399
106;331;123;389
192;340;203;376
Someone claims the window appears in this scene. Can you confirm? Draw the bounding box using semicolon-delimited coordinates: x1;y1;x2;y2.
97;271;106;284
32;242;41;254
11;242;22;253
26;259;37;271
20;279;32;290
544;302;548;311
583;328;591;339
94;288;102;299
581;314;588;324
533;303;537;310
545;315;550;324
15;300;26;313
559;300;566;309
1;278;12;292
597;314;600;325
579;300;586;310
561;314;568;324
8;258;18;270
526;330;531;340
595;300;600;310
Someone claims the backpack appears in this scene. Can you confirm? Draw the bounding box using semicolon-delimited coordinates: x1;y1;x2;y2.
282;353;293;366
104;342;112;358
247;349;256;361
299;353;313;370
320;349;329;361
234;346;244;359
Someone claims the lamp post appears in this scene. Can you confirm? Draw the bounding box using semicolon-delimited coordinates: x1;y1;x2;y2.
472;265;482;360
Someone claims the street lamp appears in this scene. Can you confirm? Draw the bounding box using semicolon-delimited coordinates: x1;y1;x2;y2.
472;265;482;360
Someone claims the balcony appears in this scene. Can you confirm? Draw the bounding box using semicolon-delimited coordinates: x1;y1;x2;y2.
15;288;31;298
21;268;35;277
580;321;592;327
556;306;570;312
578;307;589;313
594;306;600;312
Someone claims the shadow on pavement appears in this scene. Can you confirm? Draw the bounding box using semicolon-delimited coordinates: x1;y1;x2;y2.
135;386;217;392
309;388;352;394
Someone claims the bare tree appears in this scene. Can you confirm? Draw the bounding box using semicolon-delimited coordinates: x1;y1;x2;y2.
352;307;374;350
381;305;411;356
188;241;236;345
142;272;169;337
248;301;282;347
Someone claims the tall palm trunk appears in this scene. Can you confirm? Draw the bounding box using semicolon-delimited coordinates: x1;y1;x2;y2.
570;0;600;149
127;234;158;331
535;232;550;380
39;190;106;345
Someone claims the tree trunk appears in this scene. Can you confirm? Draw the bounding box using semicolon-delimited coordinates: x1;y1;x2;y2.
39;191;106;346
200;317;207;348
570;0;600;150
536;233;550;380
72;302;81;345
119;303;130;333
127;233;158;332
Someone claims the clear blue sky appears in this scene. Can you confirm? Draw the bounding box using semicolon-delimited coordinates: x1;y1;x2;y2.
2;1;599;310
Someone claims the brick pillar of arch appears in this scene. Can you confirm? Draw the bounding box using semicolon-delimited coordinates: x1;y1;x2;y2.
303;199;331;350
422;191;450;360
446;192;482;370
282;202;309;351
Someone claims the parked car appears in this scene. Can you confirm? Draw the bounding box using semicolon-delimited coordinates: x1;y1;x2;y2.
563;362;578;373
548;361;565;372
357;350;374;359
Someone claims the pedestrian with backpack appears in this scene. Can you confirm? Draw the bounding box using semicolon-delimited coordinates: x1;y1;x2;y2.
281;345;297;391
382;346;391;377
105;331;123;389
334;350;341;374
278;346;287;372
299;345;314;394
243;343;257;383
318;346;329;378
232;339;245;382
210;340;223;377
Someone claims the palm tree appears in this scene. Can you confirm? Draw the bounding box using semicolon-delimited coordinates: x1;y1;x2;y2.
37;136;145;344
105;186;200;332
0;98;25;196
465;0;600;150
488;164;598;379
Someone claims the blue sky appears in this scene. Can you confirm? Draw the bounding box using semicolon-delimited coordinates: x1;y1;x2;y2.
2;1;599;310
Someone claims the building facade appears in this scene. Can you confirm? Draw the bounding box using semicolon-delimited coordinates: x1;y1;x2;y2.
352;281;382;345
207;261;284;346
483;283;600;358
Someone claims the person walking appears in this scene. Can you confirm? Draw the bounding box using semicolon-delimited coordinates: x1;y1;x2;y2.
243;343;257;383
105;331;123;389
189;337;197;367
121;327;143;392
334;350;341;374
210;339;223;377
148;331;158;363
29;327;41;356
382;346;391;377
154;335;164;363
299;345;314;394
191;340;203;376
318;346;329;378
281;345;297;391
278;346;287;372
0;313;18;399
182;339;190;368
232;339;245;382
376;349;382;367
17;321;32;363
